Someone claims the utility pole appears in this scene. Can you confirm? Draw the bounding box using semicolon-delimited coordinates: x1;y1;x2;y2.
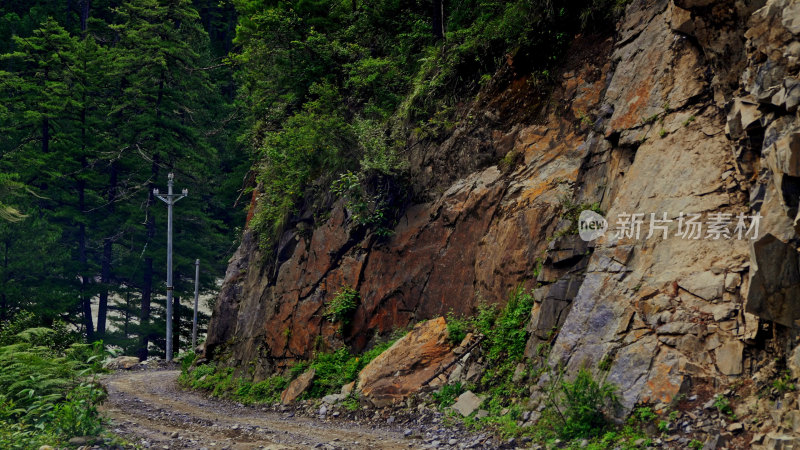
154;173;187;362
192;259;200;351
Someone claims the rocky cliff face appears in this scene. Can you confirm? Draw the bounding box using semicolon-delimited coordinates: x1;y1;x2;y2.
205;0;800;437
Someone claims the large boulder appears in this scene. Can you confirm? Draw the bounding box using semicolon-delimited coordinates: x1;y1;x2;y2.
102;356;141;370
745;234;800;327
715;341;744;376
357;317;455;407
280;368;315;404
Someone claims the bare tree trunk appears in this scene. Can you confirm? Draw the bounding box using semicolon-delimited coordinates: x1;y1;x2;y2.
42;117;49;153
138;159;158;360
97;162;117;336
79;0;91;33
432;0;445;40
172;294;180;357
138;258;152;360
1;240;8;322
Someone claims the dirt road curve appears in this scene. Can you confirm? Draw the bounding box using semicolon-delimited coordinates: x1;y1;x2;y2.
100;370;418;449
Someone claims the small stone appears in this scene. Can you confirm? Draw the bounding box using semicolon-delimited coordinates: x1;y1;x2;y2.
727;422;744;433
68;437;93;446
452;391;483;417
321;393;345;404
715;341;744;376
341;381;355;396
403;429;413;437
171;432;179;439
448;439;457;445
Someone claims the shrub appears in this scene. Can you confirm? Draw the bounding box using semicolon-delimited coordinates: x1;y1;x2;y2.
181;334;403;403
713;395;735;417
446;312;469;344
179;351;196;372
324;286;360;326
555;369;618;440
483;286;535;362
306;337;397;398
249;376;288;403
0;311;78;351
433;382;464;408
0;327;107;448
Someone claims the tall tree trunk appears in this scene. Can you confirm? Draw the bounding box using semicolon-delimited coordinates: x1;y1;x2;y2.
123;291;130;336
96;241;111;335
97;162;117;336
78;83;91;339
432;0;445;40
138;257;152;360
82;284;94;339
1;240;8;322
138;159;158;360
42;117;49;153
78;174;93;339
66;0;73;30
79;0;91;33
172;294;180;357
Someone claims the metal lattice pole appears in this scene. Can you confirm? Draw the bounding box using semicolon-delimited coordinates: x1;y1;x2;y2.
192;259;200;352
154;173;187;362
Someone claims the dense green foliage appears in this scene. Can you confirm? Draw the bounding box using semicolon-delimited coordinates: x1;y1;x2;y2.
323;286;360;327
0;0;246;358
553;369;619;439
440;287;536;435
180;362;290;404
0;0;627;357
0;320;107;448
432;381;464;408
181;337;398;403
440;288;634;445
236;0;628;247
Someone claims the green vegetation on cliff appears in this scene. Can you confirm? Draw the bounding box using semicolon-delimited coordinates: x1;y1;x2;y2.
0;0;627;359
239;0;628;247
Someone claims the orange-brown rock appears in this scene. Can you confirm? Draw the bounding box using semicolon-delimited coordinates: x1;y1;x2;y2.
202;36;614;378
280;368;315;404
356;317;455;407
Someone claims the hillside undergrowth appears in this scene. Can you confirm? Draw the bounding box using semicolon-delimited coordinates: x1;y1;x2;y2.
0;316;109;448
239;0;629;248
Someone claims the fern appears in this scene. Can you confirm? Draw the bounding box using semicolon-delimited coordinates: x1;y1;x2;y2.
0;327;107;447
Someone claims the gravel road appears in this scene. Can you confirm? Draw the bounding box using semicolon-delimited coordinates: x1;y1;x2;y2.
100;369;422;449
